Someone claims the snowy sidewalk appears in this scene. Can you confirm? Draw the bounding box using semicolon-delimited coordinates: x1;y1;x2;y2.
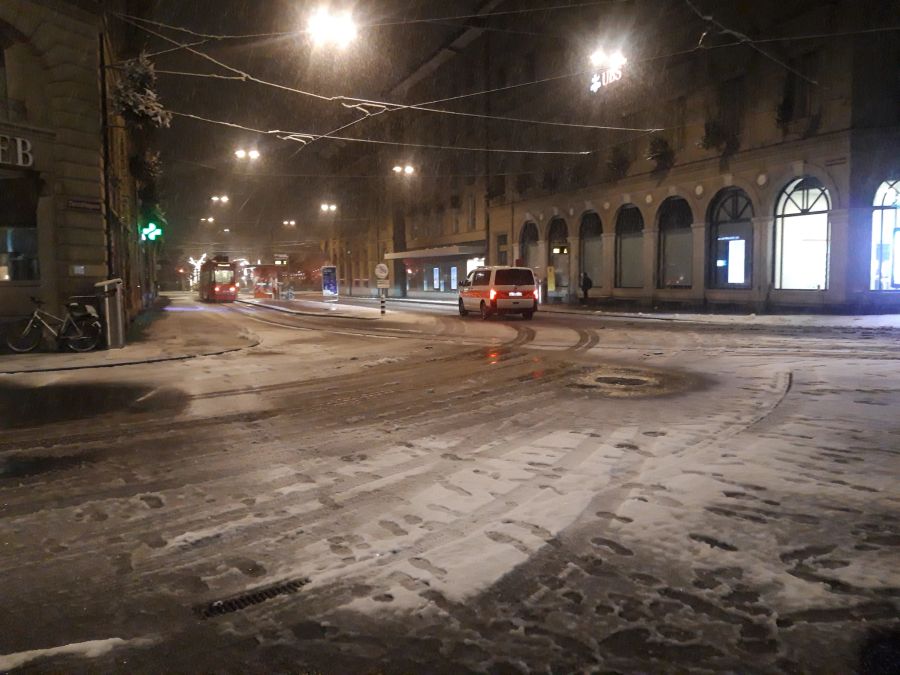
292;291;900;331
0;293;257;374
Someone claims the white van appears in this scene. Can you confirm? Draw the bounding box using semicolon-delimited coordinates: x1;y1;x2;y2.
458;266;538;320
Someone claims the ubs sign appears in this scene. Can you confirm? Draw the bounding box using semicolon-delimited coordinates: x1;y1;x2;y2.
0;135;34;168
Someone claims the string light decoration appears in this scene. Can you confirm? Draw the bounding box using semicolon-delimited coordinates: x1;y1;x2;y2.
188;253;207;288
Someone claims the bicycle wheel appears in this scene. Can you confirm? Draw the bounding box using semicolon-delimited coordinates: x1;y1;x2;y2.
64;317;103;352
5;318;42;353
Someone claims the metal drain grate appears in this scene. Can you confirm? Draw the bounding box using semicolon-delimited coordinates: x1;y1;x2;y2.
195;577;310;618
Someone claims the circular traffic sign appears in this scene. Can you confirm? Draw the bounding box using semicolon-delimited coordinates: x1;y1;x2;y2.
374;263;389;280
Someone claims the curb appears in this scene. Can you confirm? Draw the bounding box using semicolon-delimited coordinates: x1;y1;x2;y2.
0;339;260;375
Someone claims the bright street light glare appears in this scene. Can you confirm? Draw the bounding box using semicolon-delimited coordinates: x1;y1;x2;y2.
321;203;329;212
392;165;402;173
234;149;247;159
223;228;230;233
309;8;357;49
404;165;415;174
248;149;260;160
590;48;627;69
290;220;296;225
205;217;214;223
211;196;220;201
220;195;229;203
329;204;337;212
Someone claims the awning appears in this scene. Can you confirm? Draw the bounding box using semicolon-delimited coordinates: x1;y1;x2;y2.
384;244;485;261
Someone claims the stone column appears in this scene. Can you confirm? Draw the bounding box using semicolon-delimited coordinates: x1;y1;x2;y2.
753;215;772;305
643;226;658;297
691;222;706;298
602;232;616;291
567;235;580;303
828;208;849;302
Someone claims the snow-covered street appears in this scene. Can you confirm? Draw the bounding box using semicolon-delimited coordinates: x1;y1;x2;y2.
1;293;897;673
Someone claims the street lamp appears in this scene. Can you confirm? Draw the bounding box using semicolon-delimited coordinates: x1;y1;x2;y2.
211;195;229;203
235;148;260;160
223;228;231;233
283;219;297;226
393;164;415;175
321;203;337;212
308;7;357;49
201;216;215;223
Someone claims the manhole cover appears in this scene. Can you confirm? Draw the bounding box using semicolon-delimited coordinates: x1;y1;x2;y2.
570;366;693;398
594;376;648;386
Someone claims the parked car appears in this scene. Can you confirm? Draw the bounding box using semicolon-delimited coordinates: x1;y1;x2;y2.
458;266;538;320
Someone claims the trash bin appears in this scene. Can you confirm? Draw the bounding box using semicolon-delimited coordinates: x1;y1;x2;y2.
94;278;125;349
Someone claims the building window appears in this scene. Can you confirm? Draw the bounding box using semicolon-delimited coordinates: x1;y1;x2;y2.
520;221;539;269
496;234;508;265
774;177;830;290
0;175;39;281
657;197;693;288
615;205;643;288
547;218;569;291
870;179;900;290
708;187;754;289
580;213;603;287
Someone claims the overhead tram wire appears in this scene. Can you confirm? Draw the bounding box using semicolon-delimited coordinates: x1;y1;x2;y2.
115;13;662;148
113;3;631;42
683;0;818;86
168;110;594;155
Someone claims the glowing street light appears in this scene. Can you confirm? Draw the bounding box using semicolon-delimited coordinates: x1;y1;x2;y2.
321;203;337;212
211;194;229;203
283;219;297;226
201;216;215;223
308;7;357;49
235;148;260;160
223;228;230;233
589;47;627;92
393;164;415;175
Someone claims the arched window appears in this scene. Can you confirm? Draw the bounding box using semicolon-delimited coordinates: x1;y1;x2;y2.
657;197;693;288
615;205;643;288
870;179;900;290
708;187;754;289
580;213;602;287
774;177;830;290
520;221;539;269
547;218;569;292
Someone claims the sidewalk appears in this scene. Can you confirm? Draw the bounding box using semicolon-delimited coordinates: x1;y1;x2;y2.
291;291;900;331
0;293;258;375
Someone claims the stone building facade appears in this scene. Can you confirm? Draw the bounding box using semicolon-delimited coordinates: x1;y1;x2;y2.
0;0;154;322
324;0;900;312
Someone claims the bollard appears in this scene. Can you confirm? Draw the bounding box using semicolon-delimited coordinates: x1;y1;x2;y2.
380;293;386;315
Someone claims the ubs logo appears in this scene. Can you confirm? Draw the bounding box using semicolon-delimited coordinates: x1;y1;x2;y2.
0;135;34;167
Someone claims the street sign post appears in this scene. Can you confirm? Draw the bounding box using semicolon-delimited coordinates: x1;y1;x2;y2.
374;264;389;315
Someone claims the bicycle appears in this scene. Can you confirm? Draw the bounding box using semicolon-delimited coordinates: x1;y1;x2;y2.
5;296;103;353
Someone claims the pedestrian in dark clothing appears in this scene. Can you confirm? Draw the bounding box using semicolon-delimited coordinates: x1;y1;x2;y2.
580;273;593;303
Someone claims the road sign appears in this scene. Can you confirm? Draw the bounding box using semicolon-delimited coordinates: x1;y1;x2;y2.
374;263;389;280
376;279;390;289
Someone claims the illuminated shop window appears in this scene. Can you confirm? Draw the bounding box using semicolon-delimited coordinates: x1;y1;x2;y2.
870;179;900;291
708;187;754;289
0;175;39;281
774;177;830;290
